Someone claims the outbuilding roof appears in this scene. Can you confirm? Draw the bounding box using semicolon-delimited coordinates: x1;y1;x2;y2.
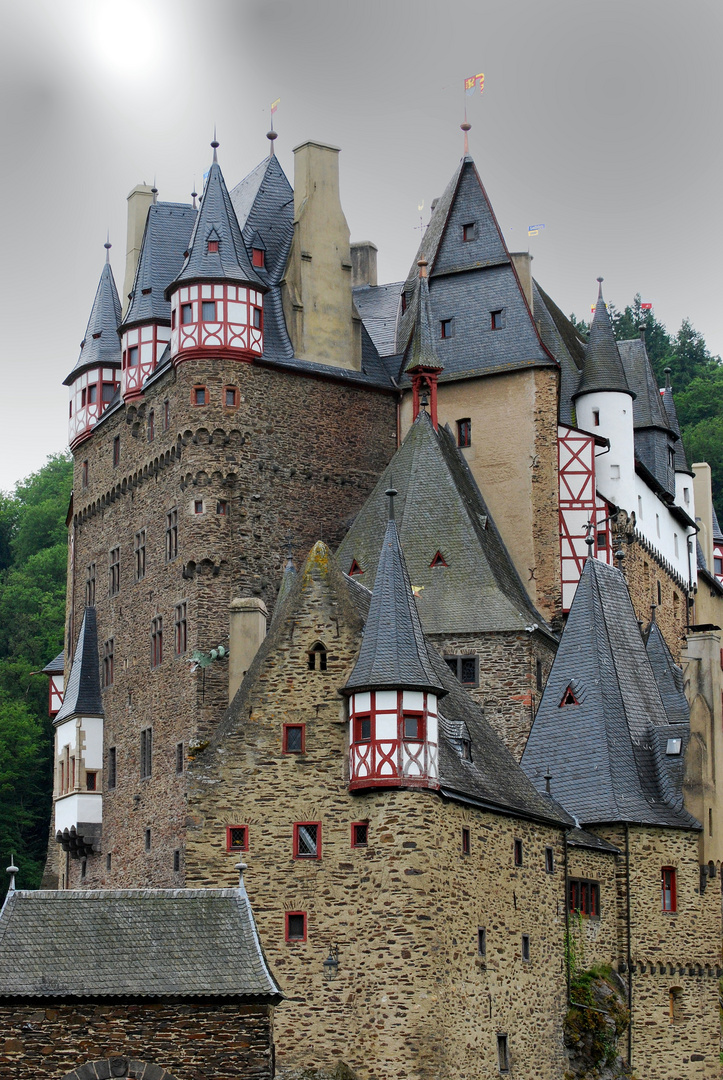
0;885;281;1000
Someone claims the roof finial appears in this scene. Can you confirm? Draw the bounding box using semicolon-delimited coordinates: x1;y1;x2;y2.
544;769;552;795
585;520;595;552
461;119;471;157
151;177;158;204
211;126;219;163
191;181;198;211
104;233;111;263
596;276;604;299
234;860;248;890
650;600;657;623
6;857;18;893
385;487;398;522
664;366;672;390
418;257;428;280
267;129;278;156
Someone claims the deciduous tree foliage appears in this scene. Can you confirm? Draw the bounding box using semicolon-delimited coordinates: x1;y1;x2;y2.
0;454;72;894
571;297;723;520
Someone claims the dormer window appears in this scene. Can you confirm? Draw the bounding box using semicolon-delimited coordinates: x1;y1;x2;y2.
348;559;364;576
142;287;152;295
559;685;580;707
666;738;682;756
462;222;477;242
491;309;505;330
252;248;265;268
201;300;216;322
207;240;219;253
440;318;454;339
92;331;102;340
430;551;448;568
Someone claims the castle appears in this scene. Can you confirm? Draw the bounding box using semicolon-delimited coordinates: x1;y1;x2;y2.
0;127;721;1080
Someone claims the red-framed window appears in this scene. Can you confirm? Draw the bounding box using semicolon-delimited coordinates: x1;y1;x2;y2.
351;822;368;847
181;303;193;325
353;714;372;743
293;822;321;859
224;386;239;407
559;685;580;707
440;318;454;339
202;300;216;321
174;602;187;656
462;827;471;855
402;711;424;741
226;825;248;852
430;550;448;568
252;248;265;268
462;221;477;242
568;878;600;917
348;559;364;576
207;240;219;254
514;838;523;866
252;306;263;329
285;910;307;942
192;385;209;406
216;500;228;516
283;724;305;754
150;616;163;668
662;866;677;913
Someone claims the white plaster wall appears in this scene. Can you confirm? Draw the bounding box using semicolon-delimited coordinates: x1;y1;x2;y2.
55;718;77;753
634;476;696;586
55;791;103;832
82;716;104;770
579;391;637;515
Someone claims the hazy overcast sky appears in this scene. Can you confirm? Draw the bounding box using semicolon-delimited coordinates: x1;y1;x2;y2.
1;0;721;492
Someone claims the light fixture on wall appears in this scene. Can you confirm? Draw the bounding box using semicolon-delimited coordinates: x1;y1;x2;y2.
323;945;339;982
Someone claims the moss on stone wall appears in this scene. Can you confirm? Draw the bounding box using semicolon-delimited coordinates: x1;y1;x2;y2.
564;964;631;1079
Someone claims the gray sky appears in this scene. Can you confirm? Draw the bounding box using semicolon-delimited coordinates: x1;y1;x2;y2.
1;0;721;493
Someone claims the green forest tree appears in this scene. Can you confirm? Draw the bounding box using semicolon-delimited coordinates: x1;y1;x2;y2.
0;454;72;893
571;297;723;521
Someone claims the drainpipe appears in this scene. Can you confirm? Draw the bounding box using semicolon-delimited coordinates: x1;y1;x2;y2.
564;830;570;1003
390;376;402;448
625;824;633;1069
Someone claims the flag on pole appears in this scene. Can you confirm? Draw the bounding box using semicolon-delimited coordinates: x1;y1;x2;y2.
271;98;280;115
465;73;484;95
641;302;652;311
528;223;545;237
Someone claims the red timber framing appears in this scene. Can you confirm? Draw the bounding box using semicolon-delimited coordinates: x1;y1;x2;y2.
348;688;440;792
558;425;598;611
48;674;64;717
121;324;171;401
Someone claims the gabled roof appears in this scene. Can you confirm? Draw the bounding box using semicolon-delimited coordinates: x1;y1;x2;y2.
168;158;264;295
661;372;691;474
618;337;672;431
395;157;552;381
574;282;633;400
337;411;551;637
64;261;121;384
344;506;445;696
42;650;64;676
230;153;294;286
353;282;403;358
0;885;280;1000
123;202;196;327
645;620;689;725
404;272;443;373
521;556;699;830
54;608;103;722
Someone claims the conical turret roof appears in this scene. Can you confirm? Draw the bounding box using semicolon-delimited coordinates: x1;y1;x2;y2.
55;608;103;722
167;157;265;296
404;271;443;374
344;501;446;697
64;261;121;384
574;280;633;400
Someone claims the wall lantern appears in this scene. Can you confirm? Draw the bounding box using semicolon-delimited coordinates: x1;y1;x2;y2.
323;945;339;982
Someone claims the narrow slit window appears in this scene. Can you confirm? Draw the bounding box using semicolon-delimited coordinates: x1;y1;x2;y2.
545;847;554;873
661;866;677;913
308;642;327;671
462;827;471;855
514;839;523;866
521;934;530;961
497;1034;509;1073
477;926;486;957
457;418;471;448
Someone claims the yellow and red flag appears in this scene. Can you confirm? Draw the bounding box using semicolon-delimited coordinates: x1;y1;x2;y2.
271;98;280;115
465;73;484;95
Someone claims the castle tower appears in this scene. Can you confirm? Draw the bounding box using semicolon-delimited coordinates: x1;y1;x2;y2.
572;279;636;513
344;490;446;790
166;144;267;365
63;247;121;449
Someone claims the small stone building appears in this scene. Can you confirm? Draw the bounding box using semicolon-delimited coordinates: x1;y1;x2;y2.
0;873;281;1080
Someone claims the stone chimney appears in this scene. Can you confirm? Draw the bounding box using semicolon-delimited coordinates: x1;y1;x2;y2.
351;242;378;287
122;184;154;317
228;597;268;703
510;252;534;313
693;461;714;572
281;142;361;370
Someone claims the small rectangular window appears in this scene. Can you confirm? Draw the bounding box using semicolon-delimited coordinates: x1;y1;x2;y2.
85;562;96;606
462;222;477;242
666;737;682;756
88;384;97;404
521;934;530;961
140;727;153;779
150;616;163;667
225;386;239;407
128;345;139;366
176;742;184;773
514;839;523;866
103;638;114;688
134;528;146;582
568;878;601;917
403;713;423;740
193;386;207;406
81;858;87;880
194;499;203;515
109;547;120;596
662;866;677;913
174;602;187;656
108;746;116;789
252;248;265;268
596;531;607;549
440;318;454;339
497;1033;509;1072
715;556;723;577
81;387;87;407
207;240;219;254
444;654;477;686
477;927;486;957
86;771;97;791
545;847;554;873
106;852;112;872
352;822;368;847
286;911;306;942
227;825;248;852
173;849;181;872
102;382;115;404
181;303;193;324
113;435;120;467
491;309;504;330
457;419;471;449
354;715;371;742
217;500;228;516
82;460;89;488
144;828;151;852
294;822;321;859
592;409;600;427
163;399;170;430
166;508;178;561
202;300;216;321
283;724;305;753
462;827;471;855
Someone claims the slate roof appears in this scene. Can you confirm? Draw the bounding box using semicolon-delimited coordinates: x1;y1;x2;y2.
618;338;671;432
337;410;552;637
123;202;196;327
168;158;265;295
344;505;446;696
353;282;403;358
230;153;294;287
404;272;443;373
521;556;699;830
532;280;585;427
0;886;281;1000
574;283;633;400
645;620;689;725
42;650;64;676
395;157;553;382
64;262;121;384
660;376;691;474
54;608;103;722
713;504;723;544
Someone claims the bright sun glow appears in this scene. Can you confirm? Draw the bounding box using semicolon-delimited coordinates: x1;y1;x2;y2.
87;0;164;78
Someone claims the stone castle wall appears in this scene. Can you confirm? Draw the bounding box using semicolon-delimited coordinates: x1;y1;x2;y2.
565;843;619;972
616;519;690;663
59;357;396;891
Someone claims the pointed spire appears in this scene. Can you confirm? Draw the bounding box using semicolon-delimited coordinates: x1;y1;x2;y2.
574;278;634;400
404;261;443;375
5;858;18;894
63;255;122;383
211;126;219;163
55;608;104;722
167;148;265;296
344;504;446;697
104;233;111;263
267;129;277;156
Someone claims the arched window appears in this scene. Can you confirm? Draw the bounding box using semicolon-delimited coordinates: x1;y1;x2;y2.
308;642;327;671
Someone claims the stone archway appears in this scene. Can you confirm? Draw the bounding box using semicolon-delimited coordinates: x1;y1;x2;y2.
61;1058;179;1080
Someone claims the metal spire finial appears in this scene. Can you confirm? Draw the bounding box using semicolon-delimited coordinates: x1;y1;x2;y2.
211;126;219;163
461;119;471;157
664;366;672;389
544;769;552;795
104;233;111;263
234;860;248;890
267;129;278;156
650;601;657;623
585;520;595;551
596;276;604;299
151;176;158;204
6;857;18;893
191;181;198;211
385;487;398;522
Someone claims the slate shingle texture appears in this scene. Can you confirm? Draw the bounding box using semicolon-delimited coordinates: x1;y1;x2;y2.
574;284;633;400
645;620;689;725
353;282;403;358
54;607;103;722
661;377;692;474
64;263;122;384
123;203;196;327
0;886;281;999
